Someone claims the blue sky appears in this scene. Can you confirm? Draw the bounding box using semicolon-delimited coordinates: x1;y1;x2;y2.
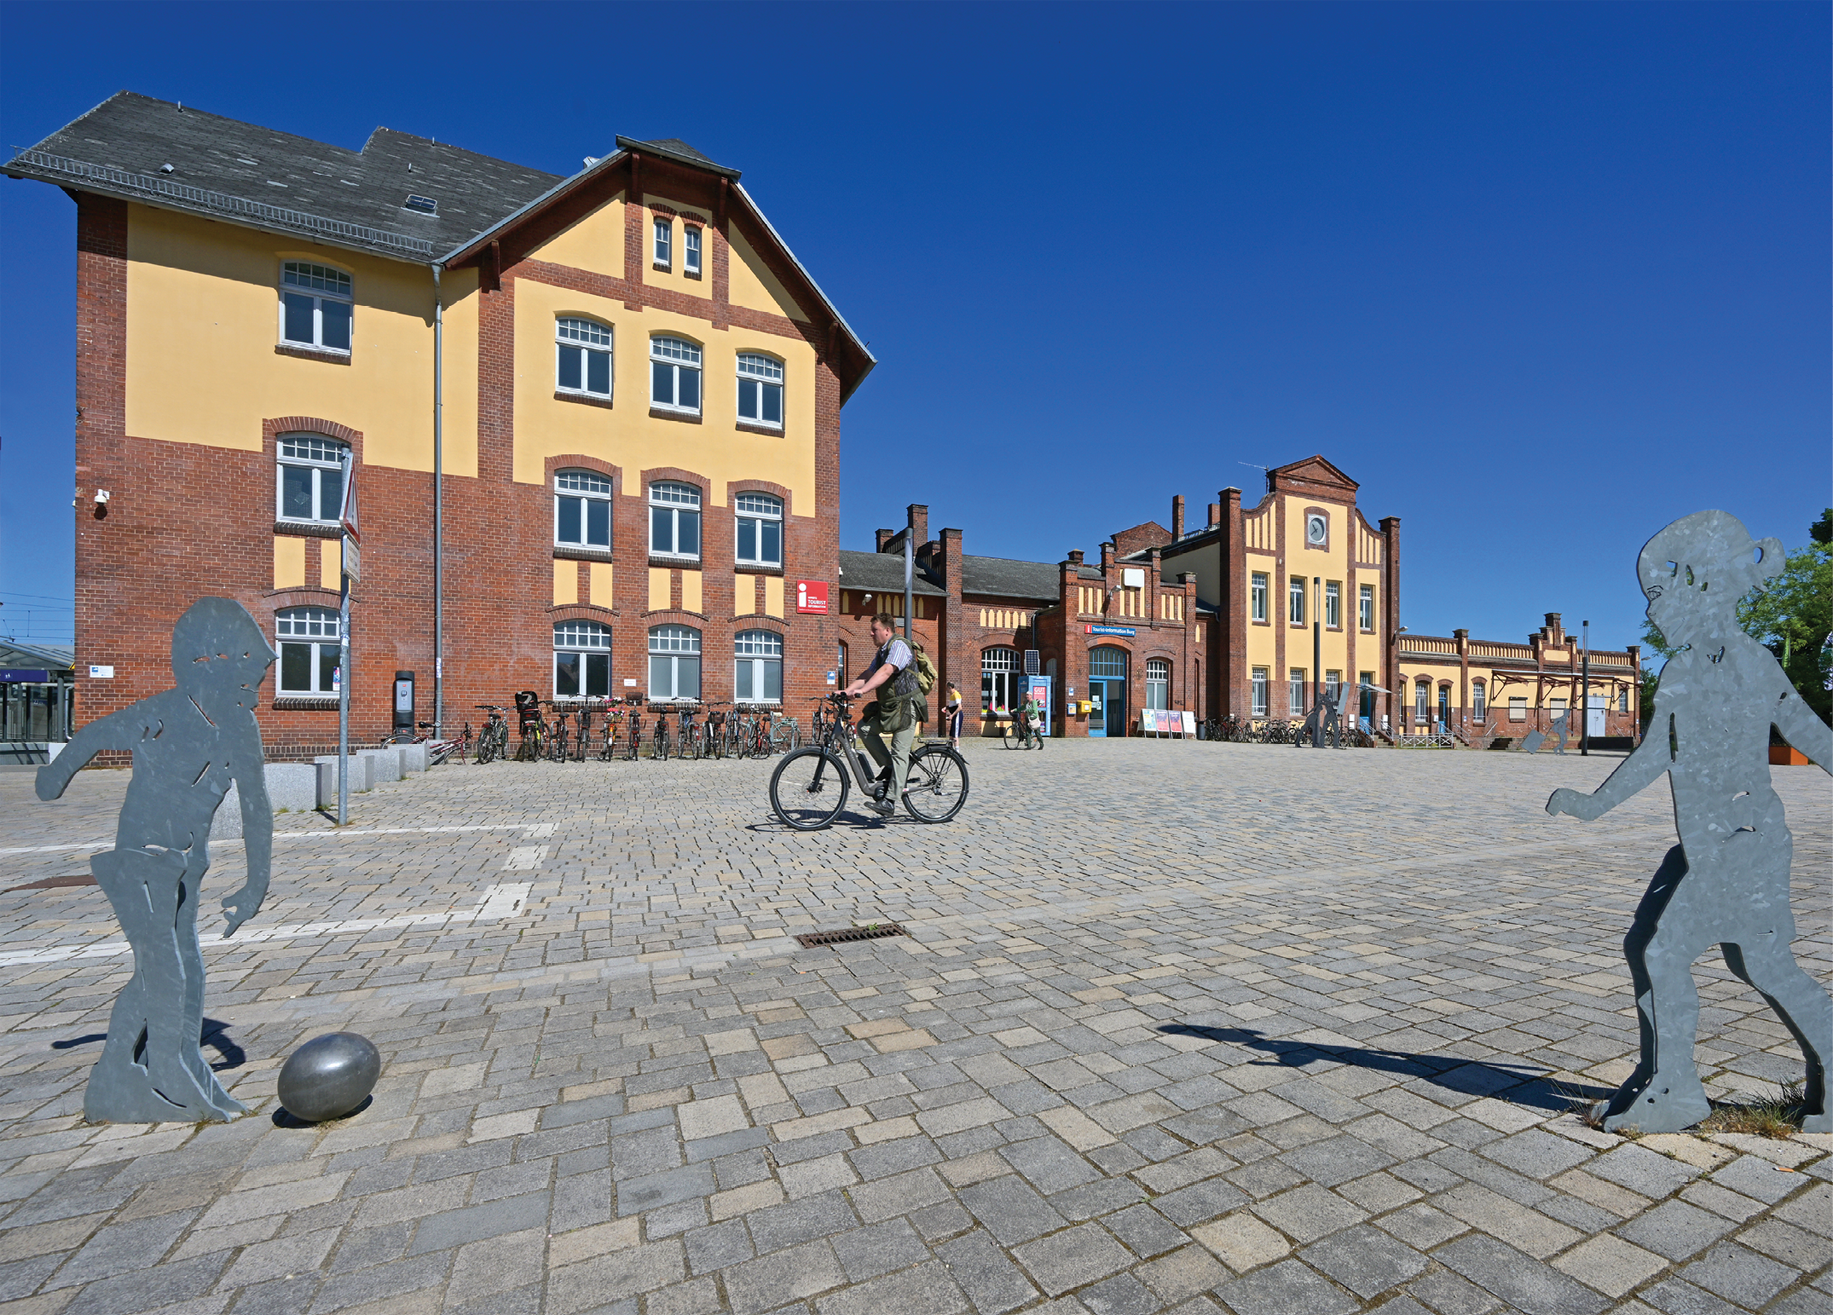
3;1;1827;652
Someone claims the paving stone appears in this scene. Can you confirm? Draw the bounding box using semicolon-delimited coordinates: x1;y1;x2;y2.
1588;1144;1700;1199
958;1174;1066;1247
721;1238;846;1315
1080;1272;1166;1315
938;1229;1040;1314
1214;1258;1360;1315
1298;1223;1426;1298
1012;1221;1133;1296
1616;1200;1740;1262
1190;1211;1290;1274
1677;1240;1797;1308
1252;1184;1367;1244
829;1218;930;1281
1433;1234;1610;1315
1276;1134;1396;1187
1550;1232;1668;1297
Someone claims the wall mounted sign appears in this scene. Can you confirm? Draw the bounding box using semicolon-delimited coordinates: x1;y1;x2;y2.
796;581;829;614
1;669;51;683
1086;625;1136;637
88;665;115;679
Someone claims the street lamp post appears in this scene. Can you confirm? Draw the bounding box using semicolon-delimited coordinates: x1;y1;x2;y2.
1312;575;1323;747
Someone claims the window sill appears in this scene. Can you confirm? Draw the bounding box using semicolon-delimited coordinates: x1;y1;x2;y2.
275;344;351;366
736;420;784;437
554;545;615;562
649;406;702;424
653;262;672;273
555;390;615;410
735;562;784;576
684;269;702;280
273;696;340;710
274;520;343;539
649;555;701;569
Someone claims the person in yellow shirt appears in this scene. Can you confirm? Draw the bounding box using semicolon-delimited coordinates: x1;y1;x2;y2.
944;683;964;748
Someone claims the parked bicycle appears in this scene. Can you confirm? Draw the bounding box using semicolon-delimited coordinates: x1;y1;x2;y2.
769;694;969;829
473;705;510;764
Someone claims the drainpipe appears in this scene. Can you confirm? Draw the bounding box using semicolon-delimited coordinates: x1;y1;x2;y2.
431;263;445;736
903;506;914;641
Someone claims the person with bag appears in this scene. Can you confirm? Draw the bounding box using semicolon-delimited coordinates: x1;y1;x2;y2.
845;613;926;816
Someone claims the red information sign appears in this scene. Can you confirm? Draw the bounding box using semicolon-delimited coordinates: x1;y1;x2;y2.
796;581;829;614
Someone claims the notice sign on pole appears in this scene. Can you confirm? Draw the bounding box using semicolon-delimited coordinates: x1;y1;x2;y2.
342;535;362;583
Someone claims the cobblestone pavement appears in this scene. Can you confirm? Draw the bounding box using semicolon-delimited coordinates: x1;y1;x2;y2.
0;738;1828;1315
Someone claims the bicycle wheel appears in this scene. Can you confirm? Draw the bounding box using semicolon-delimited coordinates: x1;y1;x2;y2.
903;744;969;823
770;747;850;830
652;722;670;760
771;721;796;754
552;723;569;762
1002;722;1017;749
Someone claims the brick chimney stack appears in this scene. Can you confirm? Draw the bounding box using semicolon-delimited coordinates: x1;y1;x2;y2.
907;504;929;552
1171;495;1185;541
1207;503;1221;527
875;528;894;552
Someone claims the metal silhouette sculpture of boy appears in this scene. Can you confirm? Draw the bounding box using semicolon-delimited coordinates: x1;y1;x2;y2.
1548;512;1832;1133
36;598;275;1122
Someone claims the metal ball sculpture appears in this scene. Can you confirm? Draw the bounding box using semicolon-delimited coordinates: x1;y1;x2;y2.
277;1032;380;1123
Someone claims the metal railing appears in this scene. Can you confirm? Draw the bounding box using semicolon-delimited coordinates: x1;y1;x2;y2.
6;149;435;258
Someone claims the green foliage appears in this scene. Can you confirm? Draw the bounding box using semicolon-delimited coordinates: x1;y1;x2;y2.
1641;509;1833;725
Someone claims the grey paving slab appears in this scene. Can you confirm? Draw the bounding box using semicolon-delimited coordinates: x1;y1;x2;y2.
0;742;1827;1314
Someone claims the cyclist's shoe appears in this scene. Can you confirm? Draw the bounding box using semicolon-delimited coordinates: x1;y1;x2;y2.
869;799;896;816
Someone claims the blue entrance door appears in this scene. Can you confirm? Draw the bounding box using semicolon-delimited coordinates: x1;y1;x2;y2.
1088;647;1128;738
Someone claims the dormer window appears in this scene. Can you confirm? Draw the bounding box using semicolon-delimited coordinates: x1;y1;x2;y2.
279;261;352;354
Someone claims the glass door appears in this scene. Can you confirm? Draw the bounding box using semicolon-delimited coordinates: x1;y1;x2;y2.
1088;680;1107;736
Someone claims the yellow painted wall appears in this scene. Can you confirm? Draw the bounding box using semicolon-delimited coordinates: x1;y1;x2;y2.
588;561;614;605
1281;499;1353;686
681;570;702;614
649;568;671;612
728;226;809;323
736;572;757;613
764;576;783;618
554;560;577;606
529;194;625;279
319;545;341;591
510;280;819;509
125;206;438;468
438;269;481;479
274;537;305;589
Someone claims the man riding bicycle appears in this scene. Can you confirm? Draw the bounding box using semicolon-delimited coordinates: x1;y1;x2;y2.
844;613;919;817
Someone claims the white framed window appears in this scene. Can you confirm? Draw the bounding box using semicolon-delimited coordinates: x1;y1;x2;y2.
982;647;1018;716
735;629;783;704
1509;696;1528;722
683;226;702;275
276;606;340;695
1288;577;1306;626
276;433;347;524
736;352;784;428
1145;658;1169;710
648;481;702;559
1325;582;1341;628
649;624;701;701
653;217;672;268
554;621;611;699
1551;698;1568;720
1251;667;1269;718
1289;668;1306;716
1415;680;1431;722
1251;572;1268;623
1326;670;1341;704
1472;680;1487;720
1359;583;1375;632
555;470;612;549
279;261;352;353
556;317;612;397
650;335;702;413
735;491;783;567
1619;687;1630;714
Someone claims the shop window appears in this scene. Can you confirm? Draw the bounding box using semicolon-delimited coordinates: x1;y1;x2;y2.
276;434;347;524
982;647;1018;716
683;225;702;275
1289;668;1306;716
1288;577;1306;626
649;624;701;701
1251;667;1269;718
1472;679;1487;721
650;335;702;413
554;621;611;699
276;606;340;695
280;260;352;353
653;217;672;268
1145;658;1169;710
737;353;785;428
1509;696;1528;722
1251;572;1268;623
735;629;783;704
649;481;702;559
556;317;613;398
555;470;612;549
1359;583;1375;632
734;491;783;567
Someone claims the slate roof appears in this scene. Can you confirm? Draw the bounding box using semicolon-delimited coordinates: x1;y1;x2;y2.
959;555;1062;602
836;551;945;596
614;135;741;179
5;91;561;262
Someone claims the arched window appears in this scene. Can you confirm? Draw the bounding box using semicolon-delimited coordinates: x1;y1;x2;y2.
556;317;612;397
1438;685;1451;729
1472;679;1487;721
1090;647;1128;680
650;335;702;413
982;647;1018;716
649;481;702;559
276;433;347;524
735;629;784;704
735;492;783;568
280;260;352;353
555;470;612;549
276;606;340;695
554;621;611;699
736;353;784;428
1145;658;1169;710
649;625;701;701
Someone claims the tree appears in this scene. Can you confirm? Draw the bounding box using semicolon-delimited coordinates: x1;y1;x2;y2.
1641;509;1833;727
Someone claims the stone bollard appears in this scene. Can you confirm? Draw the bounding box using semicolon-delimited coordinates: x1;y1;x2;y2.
210;763;320;840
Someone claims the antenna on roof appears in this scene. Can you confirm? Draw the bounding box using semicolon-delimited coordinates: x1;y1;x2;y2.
1239;461;1269;472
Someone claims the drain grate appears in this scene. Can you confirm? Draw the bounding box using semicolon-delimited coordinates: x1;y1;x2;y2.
795;923;907;949
4;874;97;893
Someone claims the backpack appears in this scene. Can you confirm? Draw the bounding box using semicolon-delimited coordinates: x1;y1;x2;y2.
909;642;938;697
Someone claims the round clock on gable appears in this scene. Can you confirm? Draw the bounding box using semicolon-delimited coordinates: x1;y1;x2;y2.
1306;514;1328;545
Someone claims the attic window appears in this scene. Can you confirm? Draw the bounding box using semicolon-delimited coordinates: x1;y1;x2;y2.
404;195;438;215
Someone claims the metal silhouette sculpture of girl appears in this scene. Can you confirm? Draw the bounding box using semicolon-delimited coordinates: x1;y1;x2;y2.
35;598;275;1122
1548;511;1832;1133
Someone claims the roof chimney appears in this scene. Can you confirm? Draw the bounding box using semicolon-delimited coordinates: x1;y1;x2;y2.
1171;495;1185;541
907;504;929;553
875;528;894;553
1207;502;1221;527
